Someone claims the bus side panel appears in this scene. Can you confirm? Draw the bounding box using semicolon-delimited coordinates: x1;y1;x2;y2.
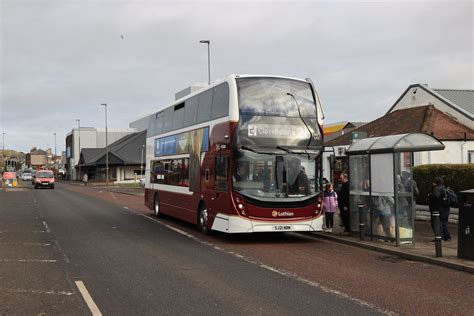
157;190;201;224
145;188;154;209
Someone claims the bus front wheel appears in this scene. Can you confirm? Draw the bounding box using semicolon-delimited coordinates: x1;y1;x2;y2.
197;203;209;233
153;194;161;217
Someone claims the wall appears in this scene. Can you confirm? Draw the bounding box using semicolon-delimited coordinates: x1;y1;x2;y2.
30;154;47;166
414;141;474;165
116;165;141;181
391;86;473;129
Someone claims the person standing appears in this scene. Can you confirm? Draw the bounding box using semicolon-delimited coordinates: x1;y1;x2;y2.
428;176;451;241
323;183;338;232
338;173;351;235
83;173;88;186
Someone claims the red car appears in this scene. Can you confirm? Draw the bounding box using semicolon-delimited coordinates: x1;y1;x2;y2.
33;170;55;189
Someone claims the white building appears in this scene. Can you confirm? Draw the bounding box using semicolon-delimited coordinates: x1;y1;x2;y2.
324;84;474;183
65;127;138;180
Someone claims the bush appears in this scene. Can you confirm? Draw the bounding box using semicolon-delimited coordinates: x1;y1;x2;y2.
413;164;474;205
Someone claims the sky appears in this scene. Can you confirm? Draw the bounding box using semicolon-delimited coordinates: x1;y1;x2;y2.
0;0;473;153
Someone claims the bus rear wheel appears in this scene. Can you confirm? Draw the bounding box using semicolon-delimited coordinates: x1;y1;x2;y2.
153;195;161;217
197;203;209;233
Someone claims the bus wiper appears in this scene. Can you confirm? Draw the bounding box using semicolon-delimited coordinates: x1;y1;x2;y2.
241;145;257;153
287;92;314;147
277;146;291;153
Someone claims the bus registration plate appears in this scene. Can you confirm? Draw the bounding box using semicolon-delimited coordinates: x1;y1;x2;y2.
273;225;292;231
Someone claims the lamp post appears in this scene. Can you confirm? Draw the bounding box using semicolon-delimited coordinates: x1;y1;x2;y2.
2;132;5;172
76;119;81;181
53;132;57;158
101;103;109;186
199;40;211;85
140;144;145;177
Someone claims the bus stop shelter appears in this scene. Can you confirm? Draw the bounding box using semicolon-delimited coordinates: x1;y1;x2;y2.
346;133;445;246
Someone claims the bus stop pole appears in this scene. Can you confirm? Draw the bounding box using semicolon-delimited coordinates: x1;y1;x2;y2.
358;204;365;241
432;211;442;257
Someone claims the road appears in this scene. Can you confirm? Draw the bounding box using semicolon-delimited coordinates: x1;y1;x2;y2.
1;183;472;315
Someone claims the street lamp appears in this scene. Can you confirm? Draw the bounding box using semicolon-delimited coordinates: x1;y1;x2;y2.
140;144;145;177
53;133;57;159
101;103;109;186
2;132;5;172
76;119;81;181
199;40;211;85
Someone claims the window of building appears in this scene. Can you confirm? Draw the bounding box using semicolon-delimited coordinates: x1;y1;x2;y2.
468;150;474;163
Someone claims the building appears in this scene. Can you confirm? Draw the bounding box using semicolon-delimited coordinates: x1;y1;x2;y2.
78;131;146;182
25;149;48;170
324;84;474;182
65;127;138;180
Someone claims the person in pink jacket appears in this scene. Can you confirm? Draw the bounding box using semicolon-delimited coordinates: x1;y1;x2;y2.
323;183;338;232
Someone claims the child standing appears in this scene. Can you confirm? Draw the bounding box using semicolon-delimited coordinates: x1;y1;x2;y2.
323;183;338;232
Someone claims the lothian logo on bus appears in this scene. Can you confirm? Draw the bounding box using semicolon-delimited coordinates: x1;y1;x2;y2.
272;210;294;217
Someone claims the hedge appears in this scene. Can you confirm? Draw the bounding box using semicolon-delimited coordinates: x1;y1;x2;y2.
413;164;474;205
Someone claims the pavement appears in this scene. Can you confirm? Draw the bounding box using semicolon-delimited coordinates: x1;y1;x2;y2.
55;180;474;274
312;215;474;274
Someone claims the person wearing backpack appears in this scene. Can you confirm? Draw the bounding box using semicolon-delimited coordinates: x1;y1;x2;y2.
428;177;451;241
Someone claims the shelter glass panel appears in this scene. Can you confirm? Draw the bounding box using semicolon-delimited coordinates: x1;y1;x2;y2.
370;153;394;195
349;155;370;232
394;152;414;242
370;195;395;239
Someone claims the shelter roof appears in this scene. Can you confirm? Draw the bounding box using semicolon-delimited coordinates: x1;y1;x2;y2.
346;133;445;155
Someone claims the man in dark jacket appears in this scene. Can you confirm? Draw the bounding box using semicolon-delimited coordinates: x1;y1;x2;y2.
337;173;351;235
429;177;451;241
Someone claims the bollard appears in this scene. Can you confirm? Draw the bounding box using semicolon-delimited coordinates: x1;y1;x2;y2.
432;211;442;257
358;204;365;241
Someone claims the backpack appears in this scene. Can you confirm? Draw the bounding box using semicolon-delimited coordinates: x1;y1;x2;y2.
443;188;458;208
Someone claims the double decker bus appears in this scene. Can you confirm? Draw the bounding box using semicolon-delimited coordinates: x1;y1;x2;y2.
144;74;325;233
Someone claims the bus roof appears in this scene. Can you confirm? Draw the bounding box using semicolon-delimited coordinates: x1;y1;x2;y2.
130;74;311;123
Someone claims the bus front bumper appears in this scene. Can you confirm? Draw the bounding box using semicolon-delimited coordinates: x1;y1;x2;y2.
211;213;324;233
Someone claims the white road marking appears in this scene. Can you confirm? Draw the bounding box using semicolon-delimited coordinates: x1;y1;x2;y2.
0;230;45;233
141;214;394;315
75;281;102;316
0;259;57;263
42;221;51;233
123;206;129;209
0;287;74;296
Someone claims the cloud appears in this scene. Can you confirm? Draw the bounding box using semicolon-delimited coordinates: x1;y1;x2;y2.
0;0;472;152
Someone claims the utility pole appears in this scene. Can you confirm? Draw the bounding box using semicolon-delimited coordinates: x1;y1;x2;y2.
199;40;211;85
101;103;109;186
140;144;145;177
76;119;81;181
2;132;5;172
53;132;57;160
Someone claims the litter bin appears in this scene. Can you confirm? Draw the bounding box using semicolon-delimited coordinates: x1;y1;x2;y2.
458;190;474;260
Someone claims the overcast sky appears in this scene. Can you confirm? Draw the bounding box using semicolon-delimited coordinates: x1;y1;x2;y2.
1;0;472;153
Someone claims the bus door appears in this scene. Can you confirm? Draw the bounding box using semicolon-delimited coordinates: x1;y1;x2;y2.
207;154;230;218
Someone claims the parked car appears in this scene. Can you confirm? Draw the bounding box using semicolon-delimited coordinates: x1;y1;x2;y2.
33;170;55;189
21;172;33;181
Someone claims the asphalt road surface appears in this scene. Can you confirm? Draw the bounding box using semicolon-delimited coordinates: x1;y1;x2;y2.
1;183;472;315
